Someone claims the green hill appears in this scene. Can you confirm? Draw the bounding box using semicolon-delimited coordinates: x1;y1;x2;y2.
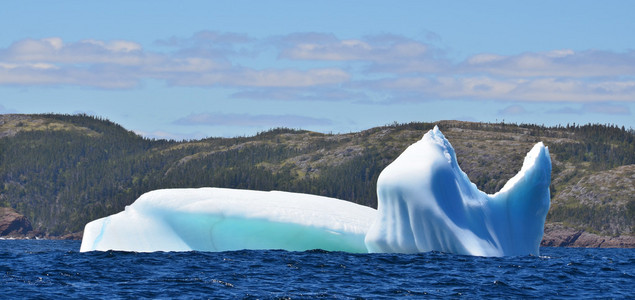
1;114;633;242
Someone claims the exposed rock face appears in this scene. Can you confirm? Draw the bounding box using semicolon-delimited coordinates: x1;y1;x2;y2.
56;231;83;240
541;223;635;248
0;207;33;237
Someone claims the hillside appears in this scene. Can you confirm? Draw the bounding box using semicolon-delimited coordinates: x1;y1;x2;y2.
0;114;633;246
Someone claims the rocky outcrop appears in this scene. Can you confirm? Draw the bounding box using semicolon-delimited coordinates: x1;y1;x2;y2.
541;223;635;248
0;207;33;237
55;231;83;240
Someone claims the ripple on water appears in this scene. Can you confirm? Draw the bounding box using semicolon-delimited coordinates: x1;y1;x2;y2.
0;241;633;298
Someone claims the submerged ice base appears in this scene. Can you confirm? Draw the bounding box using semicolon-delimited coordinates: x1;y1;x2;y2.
81;126;551;256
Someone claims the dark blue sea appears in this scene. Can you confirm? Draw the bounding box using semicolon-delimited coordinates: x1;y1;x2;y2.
1;240;633;299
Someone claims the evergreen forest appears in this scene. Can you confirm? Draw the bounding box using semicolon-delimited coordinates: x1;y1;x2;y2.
0;114;633;237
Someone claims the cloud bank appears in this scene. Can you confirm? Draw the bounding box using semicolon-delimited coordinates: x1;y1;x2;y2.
1;32;634;103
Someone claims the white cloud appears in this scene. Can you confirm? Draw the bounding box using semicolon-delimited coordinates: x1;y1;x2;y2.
144;57;224;73
0;36;348;89
42;37;63;50
3;38;146;66
82;39;142;52
544;49;575;58
0;62;139;88
462;49;635;77
371;76;635;102
0;62;58;70
1;33;634;104
467;53;505;65
279;33;429;63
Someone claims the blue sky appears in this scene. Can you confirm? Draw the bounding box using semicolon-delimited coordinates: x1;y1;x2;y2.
1;1;634;139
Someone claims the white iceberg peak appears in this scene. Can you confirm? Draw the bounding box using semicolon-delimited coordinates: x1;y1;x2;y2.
497;142;550;195
365;127;551;256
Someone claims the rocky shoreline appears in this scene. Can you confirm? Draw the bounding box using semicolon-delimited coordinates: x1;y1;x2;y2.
0;207;82;240
541;223;635;248
0;207;35;238
2;207;634;247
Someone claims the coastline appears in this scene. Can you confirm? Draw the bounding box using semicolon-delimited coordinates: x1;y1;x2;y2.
3;204;633;248
541;223;635;248
3;228;634;249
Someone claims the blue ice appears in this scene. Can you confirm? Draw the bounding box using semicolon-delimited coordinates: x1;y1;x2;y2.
81;126;551;256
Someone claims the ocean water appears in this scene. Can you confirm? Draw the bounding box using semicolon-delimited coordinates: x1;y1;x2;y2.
1;240;633;299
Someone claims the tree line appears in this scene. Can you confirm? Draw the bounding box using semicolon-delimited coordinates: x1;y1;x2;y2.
0;114;633;235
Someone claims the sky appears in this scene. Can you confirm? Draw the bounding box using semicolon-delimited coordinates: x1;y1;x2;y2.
1;1;634;139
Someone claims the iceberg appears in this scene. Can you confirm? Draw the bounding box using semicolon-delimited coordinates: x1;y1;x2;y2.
80;188;376;253
81;126;551;256
365;126;551;256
